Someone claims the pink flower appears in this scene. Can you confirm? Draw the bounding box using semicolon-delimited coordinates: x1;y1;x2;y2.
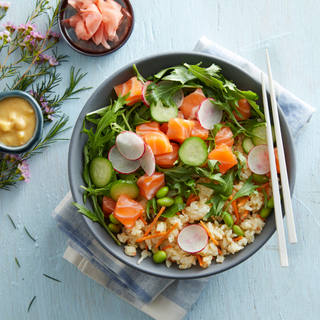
30;31;45;41
0;2;10;10
18;161;31;183
48;30;60;42
49;56;58;66
3;21;17;33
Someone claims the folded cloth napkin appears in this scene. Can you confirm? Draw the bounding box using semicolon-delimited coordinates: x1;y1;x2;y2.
52;37;315;320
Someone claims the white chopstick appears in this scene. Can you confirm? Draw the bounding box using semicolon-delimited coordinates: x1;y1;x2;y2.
265;50;297;244
261;73;288;267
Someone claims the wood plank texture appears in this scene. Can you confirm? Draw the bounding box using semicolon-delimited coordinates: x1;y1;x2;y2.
1;0;319;319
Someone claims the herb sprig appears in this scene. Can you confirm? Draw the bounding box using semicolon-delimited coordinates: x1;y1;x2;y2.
0;1;91;190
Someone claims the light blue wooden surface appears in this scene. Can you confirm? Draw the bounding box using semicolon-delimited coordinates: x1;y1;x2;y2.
1;0;320;319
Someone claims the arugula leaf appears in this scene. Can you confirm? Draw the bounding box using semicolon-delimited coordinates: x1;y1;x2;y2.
146;82;184;108
184;63;224;90
161;65;198;84
133;64;146;83
234;151;247;180
225;176;259;210
72;202;100;222
157;165;197;181
81;185;111;197
146;200;151;219
161;203;186;218
200;170;234;198
168;181;192;198
204;194;226;219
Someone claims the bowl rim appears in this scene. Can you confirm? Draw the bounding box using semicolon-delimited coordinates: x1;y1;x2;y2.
68;51;296;279
0;90;43;154
58;0;134;57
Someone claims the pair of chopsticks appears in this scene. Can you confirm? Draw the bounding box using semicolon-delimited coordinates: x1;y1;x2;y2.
261;49;297;267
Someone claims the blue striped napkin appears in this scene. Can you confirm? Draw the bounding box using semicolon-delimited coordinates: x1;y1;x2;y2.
52;38;315;320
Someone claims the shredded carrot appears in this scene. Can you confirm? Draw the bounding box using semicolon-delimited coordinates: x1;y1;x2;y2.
217;247;222;255
257;182;270;193
231;200;240;225
162;245;172;251
237;196;250;208
257;214;266;221
139;215;148;225
241;210;249;221
132;253;136;256
186;195;199;206
186;194;195;206
155;222;179;250
197;254;203;267
200;221;219;246
136;232;166;243
233;236;243;241
143;206;166;237
229;195;233;200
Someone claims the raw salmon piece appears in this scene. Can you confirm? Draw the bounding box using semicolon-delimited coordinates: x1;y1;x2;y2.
190;120;209;140
180;88;206;119
155;143;179;168
208;143;238;174
136;122;160;136
177;110;184;119
143;131;173;155
160;122;168;134
113;194;144;229
215;126;234;147
114;76;143;106
101;196;116;217
233;99;252;121
137;172;165;200
166;118;195;144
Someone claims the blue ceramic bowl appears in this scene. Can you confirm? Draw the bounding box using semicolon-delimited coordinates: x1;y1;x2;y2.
68;52;296;279
0;90;43;154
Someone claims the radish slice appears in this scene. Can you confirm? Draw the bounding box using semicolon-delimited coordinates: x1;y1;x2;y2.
142;81;153;107
247;145;270;174
116;131;145;160
158;80;184;108
139;144;155;176
197;98;223;130
108;145;140;174
177;224;208;254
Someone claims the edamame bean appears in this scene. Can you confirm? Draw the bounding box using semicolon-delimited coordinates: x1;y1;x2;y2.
174;195;184;204
232;225;244;237
156;186;169;199
260;207;272;219
252;173;269;184
108;223;122;233
153;250;167;263
223;213;234;228
267;196;274;208
109;213;121;225
157;197;174;207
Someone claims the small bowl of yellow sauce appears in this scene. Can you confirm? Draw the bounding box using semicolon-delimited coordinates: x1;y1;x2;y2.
0;90;43;154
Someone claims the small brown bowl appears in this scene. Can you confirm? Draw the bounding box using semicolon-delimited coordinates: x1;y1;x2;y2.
58;0;134;57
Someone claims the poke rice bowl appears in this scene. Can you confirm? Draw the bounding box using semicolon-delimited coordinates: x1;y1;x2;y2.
68;52;296;279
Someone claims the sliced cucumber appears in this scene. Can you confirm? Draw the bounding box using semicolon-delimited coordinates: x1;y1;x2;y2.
109;180;139;201
150;101;178;123
179;137;208;166
89;157;113;188
242;137;255;154
251;123;275;146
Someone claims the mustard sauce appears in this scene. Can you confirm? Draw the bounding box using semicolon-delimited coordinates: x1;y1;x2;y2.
0;97;36;147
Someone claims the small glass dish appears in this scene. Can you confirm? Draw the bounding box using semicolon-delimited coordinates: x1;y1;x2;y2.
0;90;43;154
58;0;134;57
